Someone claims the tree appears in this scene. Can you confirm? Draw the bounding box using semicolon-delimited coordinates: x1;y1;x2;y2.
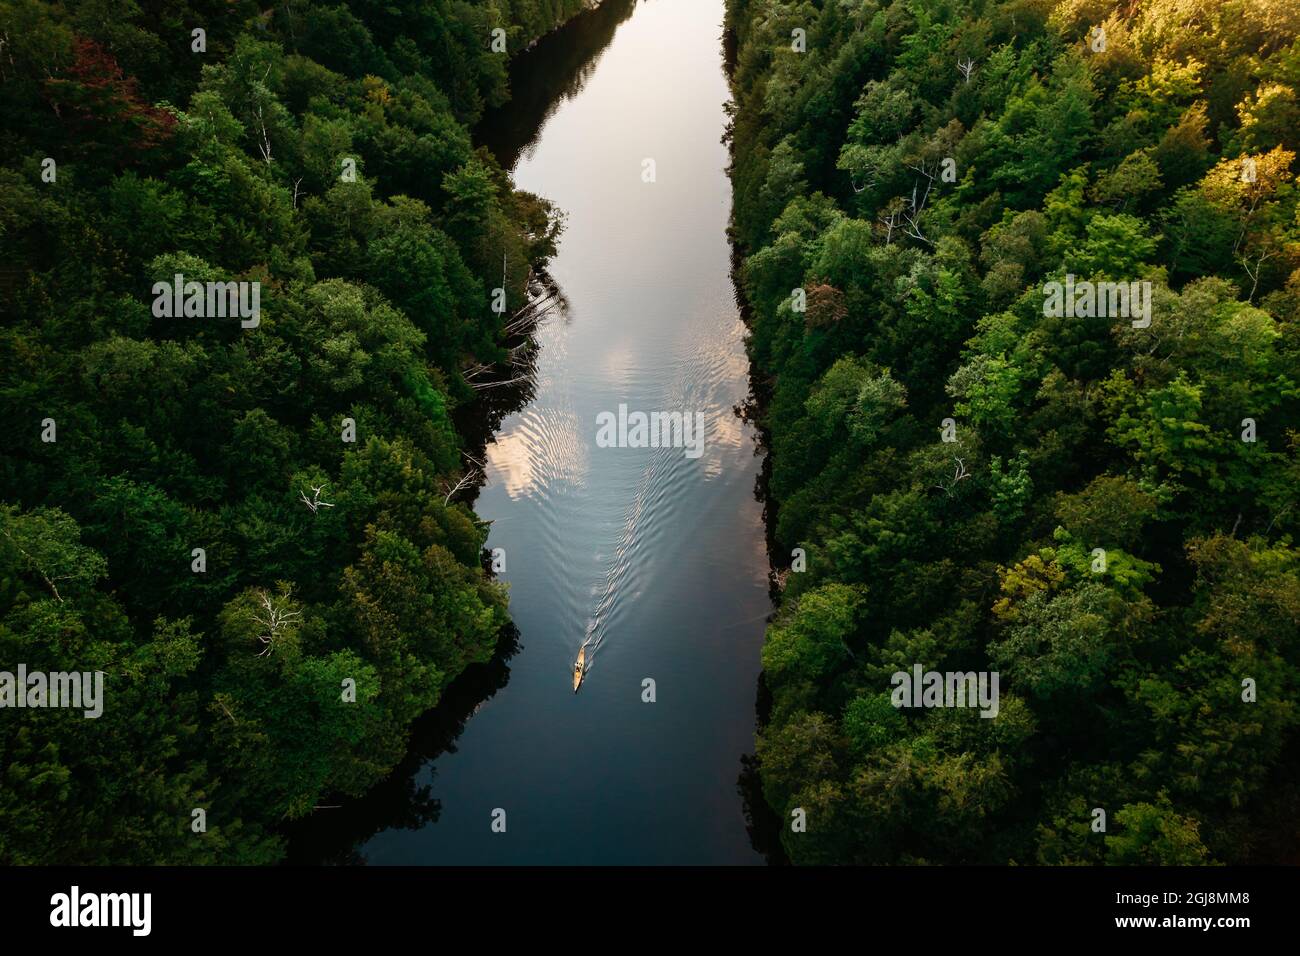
44;37;175;163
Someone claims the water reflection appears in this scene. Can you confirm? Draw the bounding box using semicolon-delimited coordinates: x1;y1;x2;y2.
476;0;640;171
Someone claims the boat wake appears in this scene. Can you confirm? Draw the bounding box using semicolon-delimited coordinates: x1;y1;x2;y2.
572;322;742;686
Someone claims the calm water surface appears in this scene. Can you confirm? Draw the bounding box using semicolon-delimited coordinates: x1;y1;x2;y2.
294;0;771;865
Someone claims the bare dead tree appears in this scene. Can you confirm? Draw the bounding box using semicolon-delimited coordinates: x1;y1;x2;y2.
957;57;976;84
463;350;538;389
442;469;481;505
1263;504;1294;535
901;161;938;245
878;200;904;245
252;102;273;164
902;203;931;245
851;173;876;194
468;374;532;391
905;159;938;200
503;286;562;335
933;458;972;497
299;483;335;514
279;2;299;43
252;66;275;165
1;526;66;602
1238;246;1277;302
251;589;302;658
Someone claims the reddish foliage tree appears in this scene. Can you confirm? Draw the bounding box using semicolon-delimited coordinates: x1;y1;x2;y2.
805;283;848;328
44;38;175;160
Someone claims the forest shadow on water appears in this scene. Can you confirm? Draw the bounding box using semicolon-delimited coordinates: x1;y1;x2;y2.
729;243;789;868
476;0;640;172
283;624;522;864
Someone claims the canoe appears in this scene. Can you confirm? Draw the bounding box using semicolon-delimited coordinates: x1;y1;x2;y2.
573;646;586;693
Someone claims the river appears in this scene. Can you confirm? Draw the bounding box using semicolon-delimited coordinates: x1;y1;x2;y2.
289;0;774;865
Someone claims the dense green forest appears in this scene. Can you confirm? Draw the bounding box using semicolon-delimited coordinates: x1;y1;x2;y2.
727;0;1300;864
0;0;591;863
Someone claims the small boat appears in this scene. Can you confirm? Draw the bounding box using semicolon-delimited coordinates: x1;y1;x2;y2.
573;646;586;693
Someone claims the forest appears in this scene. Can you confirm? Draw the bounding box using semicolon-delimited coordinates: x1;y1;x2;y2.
727;0;1300;864
3;0;1298;872
0;0;591;864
